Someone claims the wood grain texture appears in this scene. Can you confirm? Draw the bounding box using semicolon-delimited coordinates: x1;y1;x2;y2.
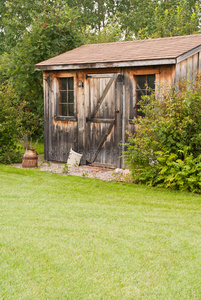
42;59;198;166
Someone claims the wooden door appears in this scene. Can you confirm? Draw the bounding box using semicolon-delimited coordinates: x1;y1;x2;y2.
85;73;123;167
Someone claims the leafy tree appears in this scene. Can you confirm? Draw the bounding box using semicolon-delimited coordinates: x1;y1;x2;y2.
0;1;82;138
83;16;123;44
151;0;199;37
117;0;200;39
0;0;40;54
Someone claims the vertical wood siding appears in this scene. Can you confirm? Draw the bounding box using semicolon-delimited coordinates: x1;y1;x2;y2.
175;52;200;81
43;58;198;167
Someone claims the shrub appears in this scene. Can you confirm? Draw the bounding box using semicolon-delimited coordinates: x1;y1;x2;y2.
156;148;201;193
124;75;201;193
0;82;36;164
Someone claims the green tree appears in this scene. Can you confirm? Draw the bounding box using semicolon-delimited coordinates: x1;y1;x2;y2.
0;1;82;137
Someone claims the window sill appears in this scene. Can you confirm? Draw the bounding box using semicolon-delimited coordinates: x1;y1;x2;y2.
54;116;77;122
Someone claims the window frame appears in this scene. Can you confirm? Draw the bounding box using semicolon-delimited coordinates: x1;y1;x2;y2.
54;76;77;121
134;74;156;118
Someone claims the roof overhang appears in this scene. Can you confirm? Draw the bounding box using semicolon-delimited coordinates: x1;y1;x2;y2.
176;44;201;63
34;58;176;71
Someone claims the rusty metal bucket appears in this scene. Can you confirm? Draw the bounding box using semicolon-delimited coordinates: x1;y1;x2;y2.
22;149;38;168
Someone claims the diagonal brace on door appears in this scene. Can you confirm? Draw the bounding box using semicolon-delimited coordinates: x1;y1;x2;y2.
88;120;115;164
90;77;115;119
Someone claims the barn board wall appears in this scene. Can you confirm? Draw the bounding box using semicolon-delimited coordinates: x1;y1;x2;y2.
199;51;201;71
43;71;79;162
43;72;49;161
76;71;86;164
175;53;199;81
43;61;198;166
43;65;177;165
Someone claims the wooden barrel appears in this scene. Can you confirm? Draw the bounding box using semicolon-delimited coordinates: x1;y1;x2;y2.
22;149;38;168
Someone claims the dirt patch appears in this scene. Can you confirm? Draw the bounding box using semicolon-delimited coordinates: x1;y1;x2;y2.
14;156;131;182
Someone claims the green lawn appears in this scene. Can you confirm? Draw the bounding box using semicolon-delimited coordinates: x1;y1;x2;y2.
0;165;201;299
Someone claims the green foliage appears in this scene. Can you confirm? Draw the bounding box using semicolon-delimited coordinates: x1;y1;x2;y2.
35;141;44;155
83;16;124;44
0;82;36;164
156;149;201;193
62;163;69;174
152;0;199;38
125;75;201;193
0;1;82;138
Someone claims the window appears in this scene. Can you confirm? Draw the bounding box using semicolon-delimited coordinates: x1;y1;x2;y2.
135;74;155;117
58;77;74;117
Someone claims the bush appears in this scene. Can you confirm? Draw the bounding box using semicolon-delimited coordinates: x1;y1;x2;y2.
155;148;201;193
0;82;36;164
124;75;201;193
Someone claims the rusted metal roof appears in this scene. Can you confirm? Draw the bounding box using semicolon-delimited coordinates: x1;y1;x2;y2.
35;34;201;70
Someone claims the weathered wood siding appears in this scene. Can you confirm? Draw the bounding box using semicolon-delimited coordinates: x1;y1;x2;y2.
43;59;198;167
175;52;201;81
43;71;79;162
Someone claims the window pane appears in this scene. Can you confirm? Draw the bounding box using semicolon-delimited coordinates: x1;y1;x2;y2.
137;90;146;101
137;105;145;117
60;91;67;103
68;104;74;116
60;104;67;116
135;74;155;118
58;77;74;117
137;75;146;90
68;77;74;90
60;78;67;90
68;91;74;103
147;75;155;90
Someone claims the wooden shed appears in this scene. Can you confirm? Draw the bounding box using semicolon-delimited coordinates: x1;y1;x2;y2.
35;34;201;168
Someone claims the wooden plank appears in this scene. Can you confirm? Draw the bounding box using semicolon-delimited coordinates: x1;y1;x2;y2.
87;118;115;123
54;92;60;118
84;68;121;75
199;52;201;72
180;60;187;78
193;53;198;78
90;77;115;118
35;58;176;71
48;75;53;161
175;63;181;83
43;73;48;160
77;71;85;164
85;74;90;162
171;65;176;86
186;56;193;80
130;69;159;75
115;77;123;168
86;73;116;78
88;120;115;163
54;116;77;121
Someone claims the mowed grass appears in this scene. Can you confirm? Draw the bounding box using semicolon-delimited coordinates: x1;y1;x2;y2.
0;165;201;299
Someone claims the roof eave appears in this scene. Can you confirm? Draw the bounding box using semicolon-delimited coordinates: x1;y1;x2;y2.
176;44;201;63
34;58;176;71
